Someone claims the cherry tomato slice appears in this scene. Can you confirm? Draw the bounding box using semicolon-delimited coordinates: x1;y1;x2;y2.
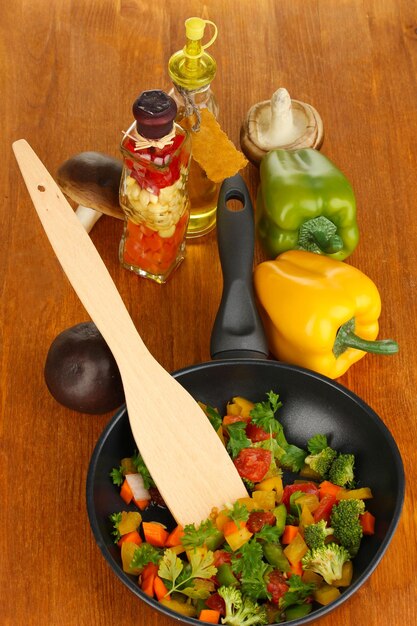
247;511;276;534
282;483;319;510
267;570;289;604
313;493;337;523
246;423;271;442
233;448;272;483
205;592;226;616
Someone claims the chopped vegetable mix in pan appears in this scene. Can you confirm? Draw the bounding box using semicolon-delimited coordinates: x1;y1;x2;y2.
109;392;375;624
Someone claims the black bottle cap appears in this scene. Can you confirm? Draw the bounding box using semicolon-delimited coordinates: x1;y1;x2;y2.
132;90;177;139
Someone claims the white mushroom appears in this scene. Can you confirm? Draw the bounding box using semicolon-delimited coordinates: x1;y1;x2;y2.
240;88;324;166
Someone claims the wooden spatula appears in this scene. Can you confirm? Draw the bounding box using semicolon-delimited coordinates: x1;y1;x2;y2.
13;139;247;525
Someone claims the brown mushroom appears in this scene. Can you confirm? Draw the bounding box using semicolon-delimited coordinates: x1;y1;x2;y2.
240;88;324;166
57;152;124;231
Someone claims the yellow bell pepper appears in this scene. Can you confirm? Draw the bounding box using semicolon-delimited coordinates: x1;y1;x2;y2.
254;250;398;378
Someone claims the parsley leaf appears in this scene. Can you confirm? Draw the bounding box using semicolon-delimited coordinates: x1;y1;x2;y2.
159;548;217;597
307;434;328;455
279;574;316;609
280;444;308;473
109;512;122;543
231;540;271;600
226;501;249;524
226;421;251;458
205;405;223;431
254;524;283;543
109;466;124;487
250;391;283;433
182;519;218;549
130;543;161;570
132;452;155;489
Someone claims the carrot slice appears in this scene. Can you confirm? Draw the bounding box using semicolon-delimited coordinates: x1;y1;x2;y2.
117;530;142;547
289;560;303;577
142;521;169;547
199;609;221;623
281;525;299;545
140;562;158;597
360;511;376;535
120;478;134;504
319;480;343;499
154;575;171;601
166;525;185;547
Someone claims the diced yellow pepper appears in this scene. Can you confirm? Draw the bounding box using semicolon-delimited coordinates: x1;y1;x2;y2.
121;457;137;474
216;425;226;446
299;504;315;530
226;396;255;418
118;511;142;536
331;560;353;587
159;598;197;617
225;526;253;551
337;487;373;500
283;532;309;565
314;584;341;605
299;464;322;481
236;497;261;511
302;569;323;585
215;510;231;531
186;545;207;562
255;476;283;500
294;493;320;513
121;541;141;575
252;490;276;510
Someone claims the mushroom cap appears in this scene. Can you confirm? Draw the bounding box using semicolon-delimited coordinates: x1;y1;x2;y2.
57;152;124;220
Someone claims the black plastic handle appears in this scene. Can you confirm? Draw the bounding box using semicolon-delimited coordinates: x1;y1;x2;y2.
210;174;269;360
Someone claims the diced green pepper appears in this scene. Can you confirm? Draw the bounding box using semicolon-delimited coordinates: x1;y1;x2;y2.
216;563;239;587
285;603;313;619
273;503;287;536
263;543;291;572
205;529;225;551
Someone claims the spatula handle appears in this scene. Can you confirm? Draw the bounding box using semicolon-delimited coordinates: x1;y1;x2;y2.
12;139;148;365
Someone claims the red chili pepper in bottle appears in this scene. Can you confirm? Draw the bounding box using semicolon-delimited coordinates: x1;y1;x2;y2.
119;90;191;283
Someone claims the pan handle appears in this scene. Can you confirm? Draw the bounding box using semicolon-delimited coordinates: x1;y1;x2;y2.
210;174;269;360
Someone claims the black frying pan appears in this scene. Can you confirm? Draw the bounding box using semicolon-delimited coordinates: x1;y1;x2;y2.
87;175;405;626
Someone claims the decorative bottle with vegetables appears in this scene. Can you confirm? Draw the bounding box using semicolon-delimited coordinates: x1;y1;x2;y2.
168;17;220;237
119;90;191;283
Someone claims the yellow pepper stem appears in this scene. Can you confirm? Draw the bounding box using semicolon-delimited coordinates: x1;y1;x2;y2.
333;318;399;358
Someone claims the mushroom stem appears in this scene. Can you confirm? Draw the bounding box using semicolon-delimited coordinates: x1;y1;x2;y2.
268;88;295;144
75;205;103;233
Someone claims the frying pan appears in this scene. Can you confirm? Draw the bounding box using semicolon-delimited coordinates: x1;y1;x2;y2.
86;175;405;625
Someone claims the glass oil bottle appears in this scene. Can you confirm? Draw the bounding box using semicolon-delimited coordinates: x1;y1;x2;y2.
168;17;219;238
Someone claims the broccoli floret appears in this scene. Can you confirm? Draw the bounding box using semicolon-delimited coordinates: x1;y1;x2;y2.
301;543;350;585
330;499;365;557
328;453;355;487
305;447;337;478
303;520;334;550
218;586;268;626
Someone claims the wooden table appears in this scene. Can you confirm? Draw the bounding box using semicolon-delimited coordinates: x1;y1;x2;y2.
1;1;416;624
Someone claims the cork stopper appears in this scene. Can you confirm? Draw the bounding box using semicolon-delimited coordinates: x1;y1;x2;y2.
132;90;177;139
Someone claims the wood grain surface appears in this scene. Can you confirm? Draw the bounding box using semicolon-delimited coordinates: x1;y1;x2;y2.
1;1;416;625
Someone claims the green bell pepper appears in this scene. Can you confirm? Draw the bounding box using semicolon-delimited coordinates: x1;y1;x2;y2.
256;148;359;260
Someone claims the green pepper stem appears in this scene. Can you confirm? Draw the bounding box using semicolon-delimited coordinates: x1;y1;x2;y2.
312;231;344;254
333;318;399;358
298;216;344;255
